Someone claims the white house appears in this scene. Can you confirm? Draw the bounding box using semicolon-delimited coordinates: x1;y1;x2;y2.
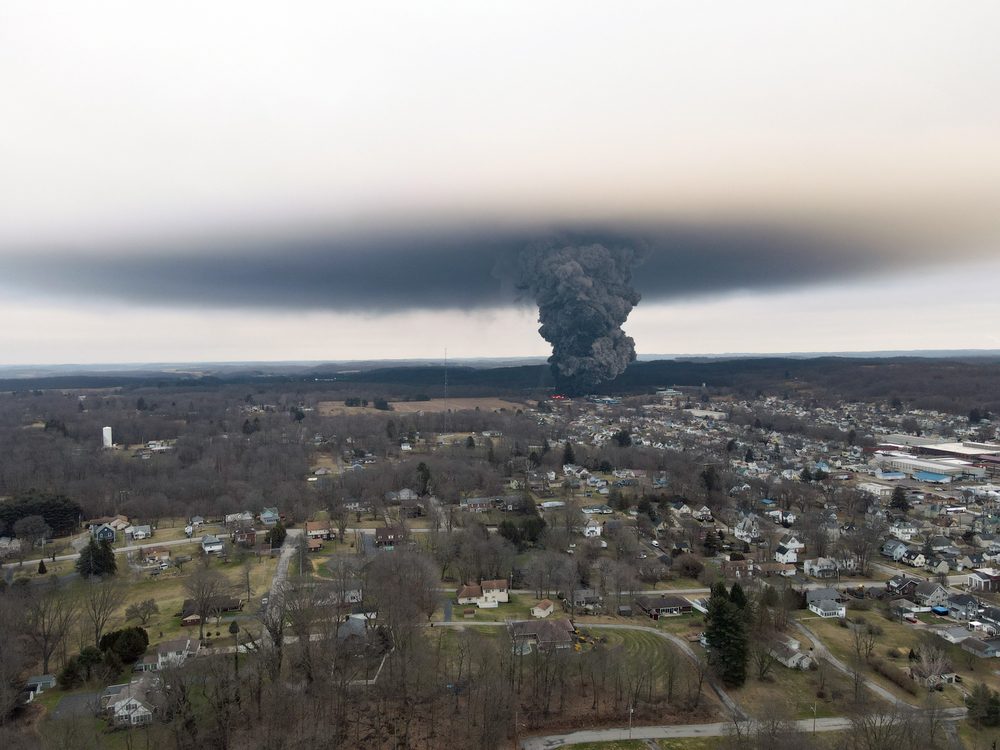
733;514;760;543
774;545;798;564
808;598;846;618
531;599;555;618
778;534;805;552
201;534;224;554
156;638;198;670
582;519;602;538
806;588;846;618
890;520;919;542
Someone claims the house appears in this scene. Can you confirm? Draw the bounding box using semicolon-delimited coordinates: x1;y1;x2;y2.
635;595;692;620
948;594;981;621
924;557;951;576
230;525;259;547
179;596;243;626
374;526;405;548
886;574;922;598
671;501;692;517
773;545;798;564
23;675;56;700
481;579;509;604
808;598;846;618
507;618;576;651
101;675;159;727
733;514;760;543
693;505;713;522
881;540;909;561
769;635;813;670
126;525;153;541
806;588;846;618
155;638;198;670
456;583;484;606
803;558;840;579
568;588;602;612
92;524;116;543
201;534;224;554
305;520;332;540
259;507;280;527
582;519;603;538
756;562;796;577
460;496;494;513
722;558;753;578
901;550;926;568
778;534;805;552
224;511;254;527
531;599;555;618
889;520;918;542
969;568;1000;592
143;547;171;565
913;582;950;607
962;637;1000;659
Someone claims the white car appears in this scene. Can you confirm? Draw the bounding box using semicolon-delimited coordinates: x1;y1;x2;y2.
651;540;660;547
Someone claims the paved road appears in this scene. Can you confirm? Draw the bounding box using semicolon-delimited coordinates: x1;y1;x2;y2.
520;717;855;749
2;535;205;569
267;528;303;602
519;708;968;750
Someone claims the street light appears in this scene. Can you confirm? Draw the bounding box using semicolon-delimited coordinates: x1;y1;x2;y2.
628;704;634;739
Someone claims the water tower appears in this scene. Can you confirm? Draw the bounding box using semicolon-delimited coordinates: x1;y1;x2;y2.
102;426;113;449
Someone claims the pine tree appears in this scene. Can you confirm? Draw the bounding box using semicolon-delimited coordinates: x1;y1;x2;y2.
37;559;46;574
705;581;748;687
563;442;576;466
890;486;910;512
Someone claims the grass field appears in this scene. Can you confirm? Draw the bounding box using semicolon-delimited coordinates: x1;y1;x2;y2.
318;397;530;416
802;612;972;707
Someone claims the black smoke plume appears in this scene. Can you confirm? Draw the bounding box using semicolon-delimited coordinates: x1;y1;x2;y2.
517;242;644;393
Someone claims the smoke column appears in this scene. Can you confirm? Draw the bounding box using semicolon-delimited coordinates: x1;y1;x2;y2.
518;242;643;393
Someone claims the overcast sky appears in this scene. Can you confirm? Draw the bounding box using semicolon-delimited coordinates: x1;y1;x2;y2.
1;1;998;364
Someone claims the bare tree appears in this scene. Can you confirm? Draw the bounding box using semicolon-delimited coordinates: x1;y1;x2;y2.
840;520;886;577
22;581;78;674
80;577;124;646
851;621;879;662
0;598;29;725
183;565;229;641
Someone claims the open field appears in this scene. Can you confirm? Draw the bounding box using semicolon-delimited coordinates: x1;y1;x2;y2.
318;397;531;416
802;611;975;707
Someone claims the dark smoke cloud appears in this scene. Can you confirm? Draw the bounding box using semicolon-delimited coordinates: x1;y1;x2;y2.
0;221;943;314
516;242;643;391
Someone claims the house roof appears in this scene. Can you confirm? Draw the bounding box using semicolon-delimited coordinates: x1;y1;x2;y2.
481;579;507;590
508;618;575;645
457;584;483;599
533;599;553;610
915;582;945;597
636;595;690;610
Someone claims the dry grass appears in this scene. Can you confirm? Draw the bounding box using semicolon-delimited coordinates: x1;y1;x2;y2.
318;397;530;416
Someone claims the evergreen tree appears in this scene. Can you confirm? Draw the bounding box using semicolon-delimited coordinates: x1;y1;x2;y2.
267;521;287;549
890;486;910;512
416;462;432;495
705;581;749;687
729;581;748;611
76;538;117;577
37;559;46;574
562;442;576;466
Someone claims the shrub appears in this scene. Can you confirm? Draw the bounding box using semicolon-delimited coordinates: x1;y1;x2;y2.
870;658;917;695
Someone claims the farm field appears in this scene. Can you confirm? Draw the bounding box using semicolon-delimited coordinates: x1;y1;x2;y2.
318;397;530;416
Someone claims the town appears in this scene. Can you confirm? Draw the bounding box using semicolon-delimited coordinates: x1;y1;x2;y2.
1;374;999;749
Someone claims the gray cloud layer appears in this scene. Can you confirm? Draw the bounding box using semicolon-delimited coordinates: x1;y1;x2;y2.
1;221;961;312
